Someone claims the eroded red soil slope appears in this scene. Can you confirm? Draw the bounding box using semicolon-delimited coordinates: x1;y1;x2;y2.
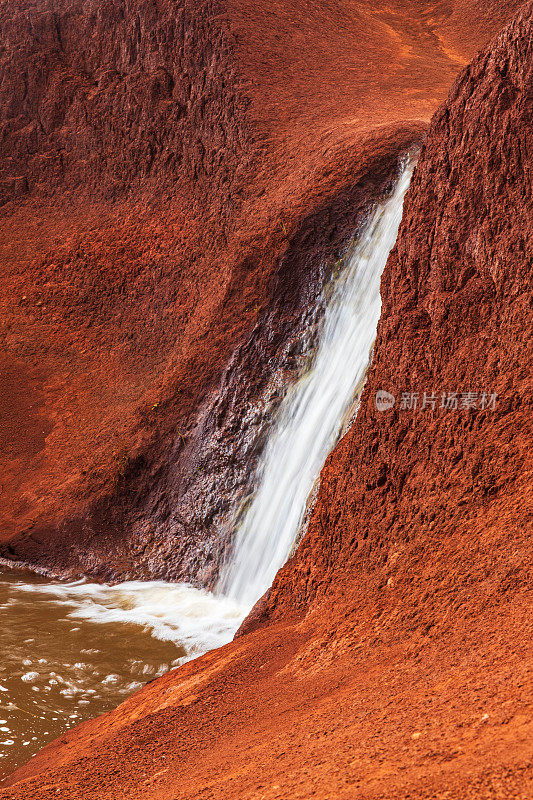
0;0;522;578
2;3;531;797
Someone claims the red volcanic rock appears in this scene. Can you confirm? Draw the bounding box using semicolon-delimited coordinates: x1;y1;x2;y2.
1;3;531;798
258;0;533;630
0;0;521;579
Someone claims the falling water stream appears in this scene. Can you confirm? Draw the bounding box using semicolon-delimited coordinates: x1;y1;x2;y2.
217;160;414;605
0;158;413;777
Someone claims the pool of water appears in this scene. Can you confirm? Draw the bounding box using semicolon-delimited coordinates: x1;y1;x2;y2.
0;567;246;779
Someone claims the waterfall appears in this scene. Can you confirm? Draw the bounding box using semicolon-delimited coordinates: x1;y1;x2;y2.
217;158;414;606
0;163;414;770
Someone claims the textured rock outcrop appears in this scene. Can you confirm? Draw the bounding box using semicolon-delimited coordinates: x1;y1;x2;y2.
0;0;247;206
0;0;520;580
1;3;531;797
256;0;533;630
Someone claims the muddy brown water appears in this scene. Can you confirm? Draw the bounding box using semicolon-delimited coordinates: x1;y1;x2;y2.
0;567;245;779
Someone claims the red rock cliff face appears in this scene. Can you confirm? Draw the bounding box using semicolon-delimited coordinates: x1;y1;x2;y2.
256;0;533;630
1;4;531;798
0;0;520;580
0;0;247;204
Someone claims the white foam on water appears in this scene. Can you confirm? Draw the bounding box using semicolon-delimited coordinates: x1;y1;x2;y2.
14;579;247;660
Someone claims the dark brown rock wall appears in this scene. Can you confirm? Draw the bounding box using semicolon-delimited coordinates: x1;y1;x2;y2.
0;0;248;210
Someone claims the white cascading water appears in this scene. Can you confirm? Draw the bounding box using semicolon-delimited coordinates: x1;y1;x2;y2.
217;158;414;607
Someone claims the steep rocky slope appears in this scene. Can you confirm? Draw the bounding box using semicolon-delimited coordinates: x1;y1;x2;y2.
2;2;531;797
0;0;521;580
252;0;533;632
